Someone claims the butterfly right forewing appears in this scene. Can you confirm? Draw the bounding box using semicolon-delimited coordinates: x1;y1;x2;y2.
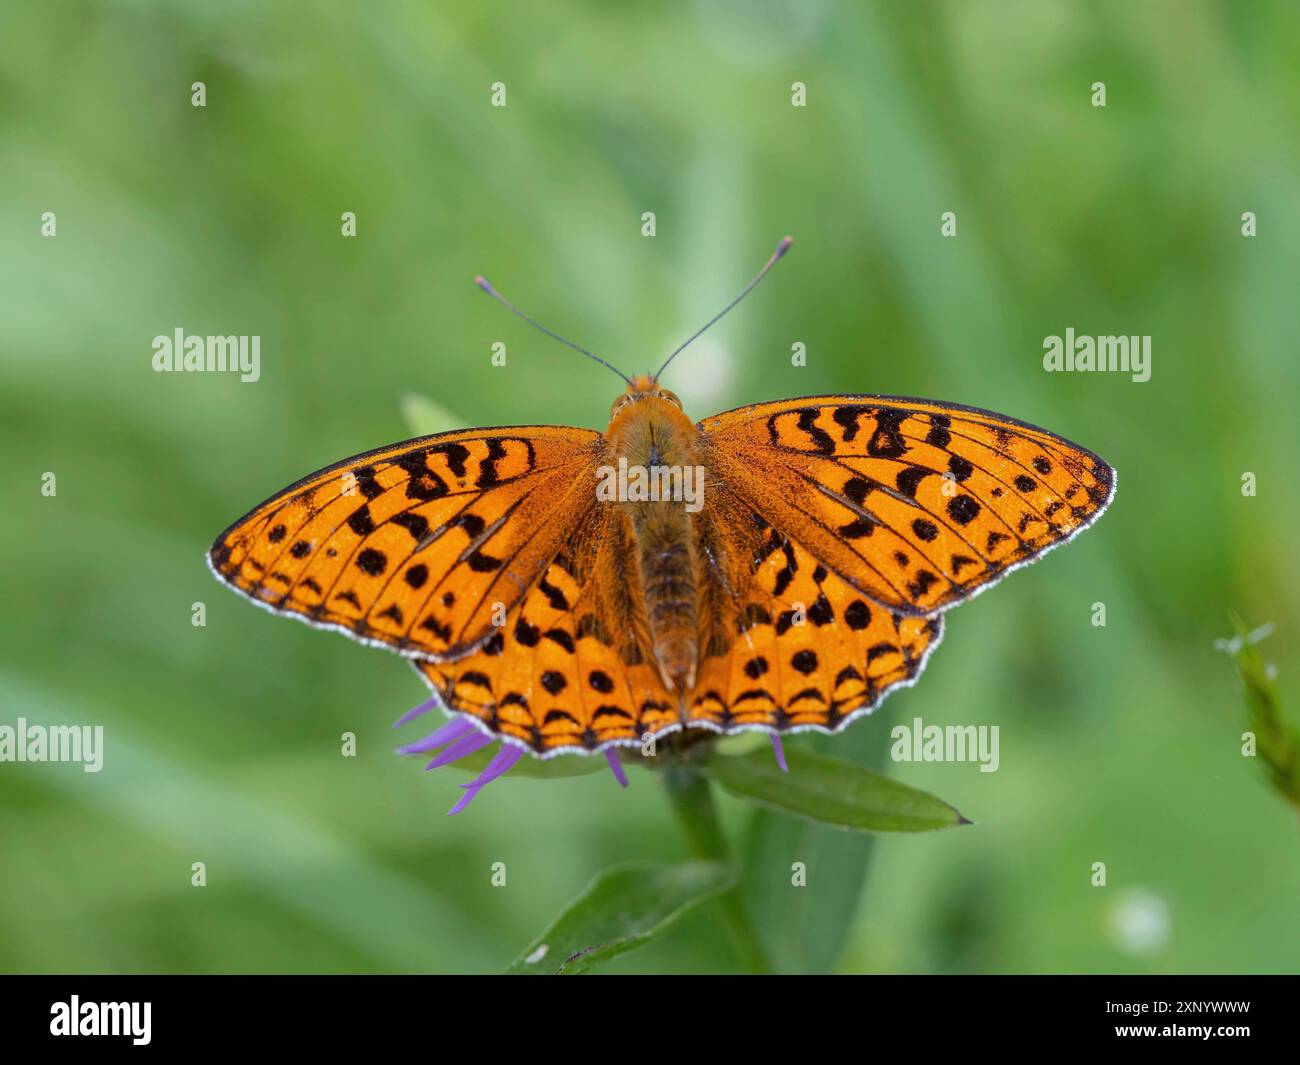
698;395;1115;616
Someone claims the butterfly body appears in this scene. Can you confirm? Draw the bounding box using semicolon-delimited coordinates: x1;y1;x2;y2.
605;376;705;698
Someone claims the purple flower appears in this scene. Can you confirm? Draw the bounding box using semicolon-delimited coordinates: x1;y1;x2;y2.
394;697;632;815
770;734;789;773
394;697;791;812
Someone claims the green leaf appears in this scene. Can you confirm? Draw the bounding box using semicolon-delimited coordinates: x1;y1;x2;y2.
1219;613;1300;811
399;392;463;437
508;861;735;974
740;724;888;972
708;747;969;833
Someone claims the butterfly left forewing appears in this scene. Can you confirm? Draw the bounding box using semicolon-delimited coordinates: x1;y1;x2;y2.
208;426;602;659
698;395;1115;616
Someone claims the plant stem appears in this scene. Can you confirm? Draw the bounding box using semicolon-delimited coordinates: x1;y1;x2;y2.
661;763;771;973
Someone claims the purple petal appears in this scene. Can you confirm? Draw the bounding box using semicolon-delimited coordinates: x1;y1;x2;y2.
393;696;440;729
425;729;491;770
770;733;789;773
448;744;526;815
460;743;526;790
605;749;629;788
447;788;483;816
396;715;475;755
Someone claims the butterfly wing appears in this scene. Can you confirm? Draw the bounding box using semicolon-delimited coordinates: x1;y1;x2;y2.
697;395;1115;617
208;426;603;659
687;482;944;735
410;505;679;755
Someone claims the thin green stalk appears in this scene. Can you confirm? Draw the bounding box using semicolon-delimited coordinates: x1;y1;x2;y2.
661;764;770;973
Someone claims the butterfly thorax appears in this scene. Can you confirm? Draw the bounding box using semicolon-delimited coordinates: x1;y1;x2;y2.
605;379;702;700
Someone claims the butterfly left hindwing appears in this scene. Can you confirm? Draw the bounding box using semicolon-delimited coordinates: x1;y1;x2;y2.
411;505;678;755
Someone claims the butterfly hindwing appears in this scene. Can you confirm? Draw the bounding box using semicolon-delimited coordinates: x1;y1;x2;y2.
698;395;1115;616
688;487;944;735
412;507;677;754
208;426;602;658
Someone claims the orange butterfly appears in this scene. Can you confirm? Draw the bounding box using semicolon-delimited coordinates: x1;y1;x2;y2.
208;239;1114;812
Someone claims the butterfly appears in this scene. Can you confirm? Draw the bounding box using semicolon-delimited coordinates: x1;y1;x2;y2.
208;238;1114;805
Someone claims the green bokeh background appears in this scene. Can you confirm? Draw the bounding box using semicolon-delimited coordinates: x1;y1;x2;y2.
3;1;1298;974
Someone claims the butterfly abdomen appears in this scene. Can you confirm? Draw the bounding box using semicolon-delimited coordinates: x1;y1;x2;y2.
639;535;699;693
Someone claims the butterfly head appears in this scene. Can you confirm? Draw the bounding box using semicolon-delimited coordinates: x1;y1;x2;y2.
609;375;684;420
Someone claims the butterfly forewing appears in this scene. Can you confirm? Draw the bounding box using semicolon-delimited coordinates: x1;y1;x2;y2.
208;426;602;658
698;395;1115;616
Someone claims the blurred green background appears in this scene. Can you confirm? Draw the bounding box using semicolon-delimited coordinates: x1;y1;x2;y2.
3;0;1298;974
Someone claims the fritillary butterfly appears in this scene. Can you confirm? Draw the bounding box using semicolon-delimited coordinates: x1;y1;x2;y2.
208;239;1115;806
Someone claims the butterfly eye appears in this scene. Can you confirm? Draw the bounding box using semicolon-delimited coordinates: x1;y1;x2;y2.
657;390;683;408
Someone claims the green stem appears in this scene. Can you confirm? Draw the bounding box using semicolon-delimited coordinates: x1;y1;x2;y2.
661;763;771;973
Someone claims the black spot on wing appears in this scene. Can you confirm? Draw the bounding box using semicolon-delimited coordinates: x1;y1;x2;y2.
544;628;576;653
796;409;835;454
838;517;877;539
353;465;384;500
477;439;508;488
466;551;502;573
537;575;570;611
844;599;871;630
895;466;930;498
348;506;375;536
791;649;818;674
390;511;429;542
356;548;387;575
832;405;870;443
912;518;938;542
429;442;471;480
867;409;908;458
925;415;951;448
947;495;981;525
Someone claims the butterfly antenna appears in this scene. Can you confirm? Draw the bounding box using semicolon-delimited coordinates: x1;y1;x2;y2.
653;235;793;383
474;276;632;385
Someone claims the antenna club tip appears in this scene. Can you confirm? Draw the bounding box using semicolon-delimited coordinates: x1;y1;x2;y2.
473;275;493;292
776;235;794;258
